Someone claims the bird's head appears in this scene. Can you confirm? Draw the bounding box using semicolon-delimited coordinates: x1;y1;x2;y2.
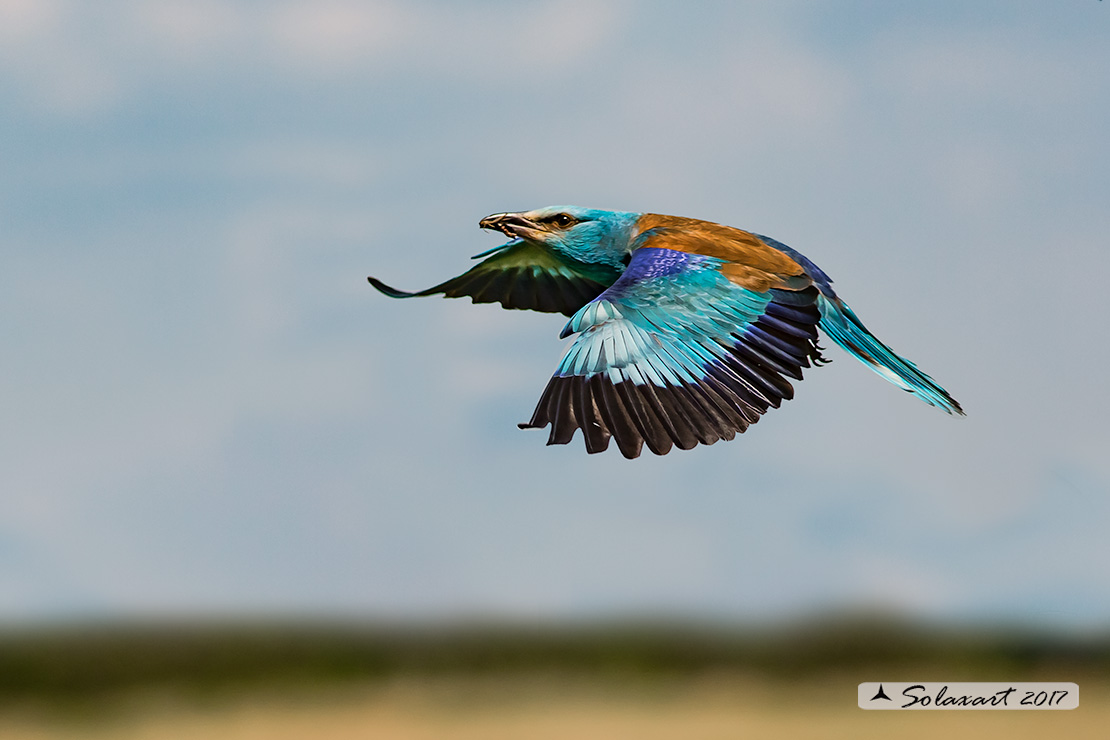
479;206;640;276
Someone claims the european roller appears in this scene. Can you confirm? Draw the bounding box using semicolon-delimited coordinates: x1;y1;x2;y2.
369;207;963;459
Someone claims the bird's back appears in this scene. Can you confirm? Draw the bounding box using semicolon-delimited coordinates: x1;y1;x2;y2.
633;214;812;293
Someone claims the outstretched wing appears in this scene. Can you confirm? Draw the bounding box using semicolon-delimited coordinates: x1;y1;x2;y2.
519;245;827;458
368;239;610;316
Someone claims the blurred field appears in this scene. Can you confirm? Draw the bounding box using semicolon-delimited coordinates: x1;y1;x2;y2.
1;618;1107;739
2;674;1107;740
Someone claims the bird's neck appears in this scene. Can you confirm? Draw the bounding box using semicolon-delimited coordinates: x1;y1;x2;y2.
549;211;641;282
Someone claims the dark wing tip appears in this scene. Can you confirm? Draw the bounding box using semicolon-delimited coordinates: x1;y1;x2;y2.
367;276;419;298
942;395;966;417
369;270;603;315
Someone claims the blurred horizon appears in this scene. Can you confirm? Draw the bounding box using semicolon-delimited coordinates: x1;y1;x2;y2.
3;611;1108;705
2;0;1109;631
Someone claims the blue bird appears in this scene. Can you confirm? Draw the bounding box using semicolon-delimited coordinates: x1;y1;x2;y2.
369;206;963;458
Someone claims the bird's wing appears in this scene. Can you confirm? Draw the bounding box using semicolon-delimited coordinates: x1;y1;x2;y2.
756;233;964;415
368;239;610;317
519;239;826;458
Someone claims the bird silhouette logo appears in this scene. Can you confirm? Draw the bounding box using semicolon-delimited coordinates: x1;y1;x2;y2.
871;684;893;701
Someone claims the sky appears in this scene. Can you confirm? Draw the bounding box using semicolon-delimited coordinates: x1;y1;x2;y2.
1;0;1108;625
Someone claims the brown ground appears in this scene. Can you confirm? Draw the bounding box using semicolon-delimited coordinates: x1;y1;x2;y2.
1;675;1103;740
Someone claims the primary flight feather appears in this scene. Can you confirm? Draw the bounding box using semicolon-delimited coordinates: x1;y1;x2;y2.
369;206;963;459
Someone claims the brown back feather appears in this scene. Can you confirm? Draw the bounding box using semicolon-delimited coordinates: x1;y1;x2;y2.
634;214;809;293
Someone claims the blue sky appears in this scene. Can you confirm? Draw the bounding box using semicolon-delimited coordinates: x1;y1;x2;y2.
2;0;1108;624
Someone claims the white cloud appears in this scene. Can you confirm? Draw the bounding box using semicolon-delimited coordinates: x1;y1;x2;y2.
266;0;409;69
0;0;627;115
258;0;626;79
0;0;120;113
0;0;60;40
128;0;247;61
847;554;958;615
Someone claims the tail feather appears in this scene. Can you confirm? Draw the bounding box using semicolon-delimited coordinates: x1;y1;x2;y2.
817;295;964;415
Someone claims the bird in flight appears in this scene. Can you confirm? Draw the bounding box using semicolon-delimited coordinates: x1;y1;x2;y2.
369;206;963;459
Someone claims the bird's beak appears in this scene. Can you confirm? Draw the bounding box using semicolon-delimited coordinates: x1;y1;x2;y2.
479;212;540;240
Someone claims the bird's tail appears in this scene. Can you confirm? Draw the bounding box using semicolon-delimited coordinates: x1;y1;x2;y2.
817;295;964;415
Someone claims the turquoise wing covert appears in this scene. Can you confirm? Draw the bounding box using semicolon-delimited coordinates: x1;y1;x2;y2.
368;239;610;316
519;247;828;458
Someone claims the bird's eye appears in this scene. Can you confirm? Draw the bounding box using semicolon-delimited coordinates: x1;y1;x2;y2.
548;213;576;228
